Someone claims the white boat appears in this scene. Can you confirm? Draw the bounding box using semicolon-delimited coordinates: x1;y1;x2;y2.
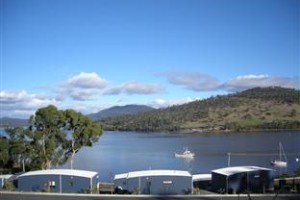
174;148;195;159
271;142;287;168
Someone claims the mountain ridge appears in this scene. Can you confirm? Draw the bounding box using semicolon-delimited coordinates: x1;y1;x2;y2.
87;104;155;121
0;117;29;127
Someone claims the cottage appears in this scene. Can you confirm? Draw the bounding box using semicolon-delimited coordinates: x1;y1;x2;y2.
114;170;192;194
212;166;273;194
17;169;98;193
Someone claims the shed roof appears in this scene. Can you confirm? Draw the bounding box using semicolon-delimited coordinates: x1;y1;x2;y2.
114;170;191;180
114;173;128;180
128;170;191;179
192;174;212;181
18;169;98;179
212;166;272;176
0;174;13;179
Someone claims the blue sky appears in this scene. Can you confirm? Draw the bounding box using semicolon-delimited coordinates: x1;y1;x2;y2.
1;0;299;118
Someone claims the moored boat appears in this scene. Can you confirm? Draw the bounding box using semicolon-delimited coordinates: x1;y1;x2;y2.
175;148;195;159
271;142;287;168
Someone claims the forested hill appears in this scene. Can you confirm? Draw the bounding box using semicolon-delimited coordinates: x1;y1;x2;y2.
87;105;155;121
0;117;29;127
99;87;300;132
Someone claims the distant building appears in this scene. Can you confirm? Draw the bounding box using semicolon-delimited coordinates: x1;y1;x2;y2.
212;166;273;194
17;169;98;193
114;170;192;194
0;174;13;189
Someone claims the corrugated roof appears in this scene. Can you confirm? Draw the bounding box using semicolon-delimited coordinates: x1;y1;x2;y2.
192;174;212;181
124;170;191;179
114;173;128;180
212;166;272;176
18;169;98;179
0;174;13;179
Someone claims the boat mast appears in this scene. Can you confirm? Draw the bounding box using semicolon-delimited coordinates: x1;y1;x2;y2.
280;142;287;163
279;142;282;161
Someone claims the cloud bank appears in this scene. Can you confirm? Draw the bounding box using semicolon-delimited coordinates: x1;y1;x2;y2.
105;81;164;95
0;91;58;118
163;71;219;91
57;72;164;101
163;71;299;92
58;72;108;101
221;74;299;91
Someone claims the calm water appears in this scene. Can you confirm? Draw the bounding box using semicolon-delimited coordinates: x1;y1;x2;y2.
65;131;300;182
1;128;299;182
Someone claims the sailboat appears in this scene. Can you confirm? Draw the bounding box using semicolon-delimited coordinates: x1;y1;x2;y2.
271;142;287;168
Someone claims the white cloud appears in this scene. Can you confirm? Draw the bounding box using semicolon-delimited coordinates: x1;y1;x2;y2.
0;90;58;118
104;81;164;95
58;72;108;101
149;97;198;108
222;74;299;91
67;72;108;89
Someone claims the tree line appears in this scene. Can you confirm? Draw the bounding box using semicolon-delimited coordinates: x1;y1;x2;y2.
0;105;102;174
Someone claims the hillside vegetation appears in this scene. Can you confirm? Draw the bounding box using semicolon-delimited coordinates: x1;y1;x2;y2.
99;87;300;132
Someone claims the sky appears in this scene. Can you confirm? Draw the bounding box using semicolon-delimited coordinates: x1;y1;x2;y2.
0;0;299;118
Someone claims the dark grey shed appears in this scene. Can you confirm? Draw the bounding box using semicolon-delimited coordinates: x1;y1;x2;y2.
212;166;273;194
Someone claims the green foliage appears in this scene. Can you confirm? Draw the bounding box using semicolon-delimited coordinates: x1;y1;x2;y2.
235;87;299;103
3;127;34;172
1;105;103;173
279;173;291;179
3;180;16;191
29;105;66;169
100;87;300;132
0;137;9;169
64;109;102;169
193;187;201;195
294;168;300;176
132;187;140;194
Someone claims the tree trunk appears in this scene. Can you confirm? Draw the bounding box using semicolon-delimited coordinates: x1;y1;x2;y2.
70;138;76;169
70;150;76;169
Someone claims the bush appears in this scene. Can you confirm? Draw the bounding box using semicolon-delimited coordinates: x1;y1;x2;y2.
3;180;16;191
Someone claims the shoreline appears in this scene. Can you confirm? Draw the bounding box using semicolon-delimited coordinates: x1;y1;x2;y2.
103;128;300;135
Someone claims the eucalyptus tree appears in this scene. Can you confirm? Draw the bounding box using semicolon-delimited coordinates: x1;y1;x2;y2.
29;105;66;169
64;109;102;169
5;127;33;172
0;136;9;170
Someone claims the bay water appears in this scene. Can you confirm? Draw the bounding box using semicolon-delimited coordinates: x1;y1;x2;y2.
1;128;299;182
67;131;300;182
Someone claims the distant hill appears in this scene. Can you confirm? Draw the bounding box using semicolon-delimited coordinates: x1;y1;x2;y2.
87;105;155;121
0;117;29;127
99;87;300;132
